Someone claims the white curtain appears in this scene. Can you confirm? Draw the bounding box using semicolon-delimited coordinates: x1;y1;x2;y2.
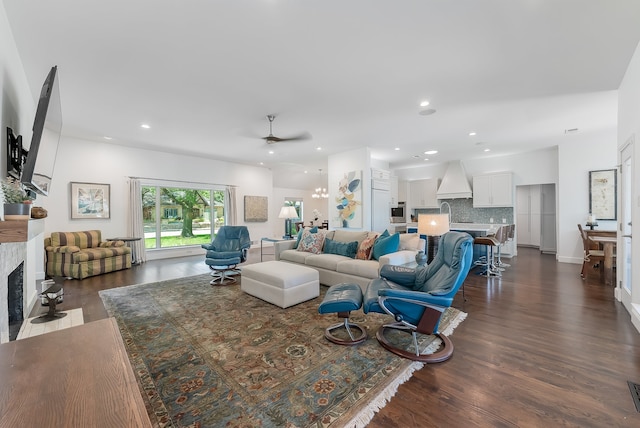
128;178;146;263
226;186;237;226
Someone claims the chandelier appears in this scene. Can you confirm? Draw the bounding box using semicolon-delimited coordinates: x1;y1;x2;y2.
312;169;329;199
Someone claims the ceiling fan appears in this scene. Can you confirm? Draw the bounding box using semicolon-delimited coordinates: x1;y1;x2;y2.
262;115;311;144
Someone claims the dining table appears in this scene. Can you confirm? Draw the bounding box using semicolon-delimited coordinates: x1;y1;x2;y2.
588;235;617;285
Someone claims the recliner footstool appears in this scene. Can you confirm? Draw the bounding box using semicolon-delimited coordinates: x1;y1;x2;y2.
318;282;367;345
241;261;319;308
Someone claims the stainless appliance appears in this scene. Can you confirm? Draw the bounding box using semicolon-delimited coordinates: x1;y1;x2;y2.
390;202;405;223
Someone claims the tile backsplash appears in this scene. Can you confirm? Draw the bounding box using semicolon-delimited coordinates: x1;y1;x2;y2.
413;198;513;224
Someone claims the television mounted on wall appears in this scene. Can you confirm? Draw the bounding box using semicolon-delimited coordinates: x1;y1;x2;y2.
21;65;62;196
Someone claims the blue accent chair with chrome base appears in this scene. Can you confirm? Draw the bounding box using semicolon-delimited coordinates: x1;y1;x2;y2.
363;231;473;363
202;226;251;285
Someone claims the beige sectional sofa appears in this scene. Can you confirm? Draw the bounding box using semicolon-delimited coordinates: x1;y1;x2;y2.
274;229;425;290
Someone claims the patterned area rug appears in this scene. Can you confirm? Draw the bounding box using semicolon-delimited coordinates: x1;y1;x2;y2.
99;274;466;427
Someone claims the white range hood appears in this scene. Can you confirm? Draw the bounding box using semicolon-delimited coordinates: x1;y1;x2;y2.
436;161;473;199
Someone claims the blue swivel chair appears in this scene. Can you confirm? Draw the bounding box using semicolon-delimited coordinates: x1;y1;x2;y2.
201;226;251;285
363;231;473;363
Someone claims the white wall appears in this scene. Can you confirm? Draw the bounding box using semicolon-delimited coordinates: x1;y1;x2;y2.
617;39;640;330
556;130;618;264
43;137;274;258
0;3;35;178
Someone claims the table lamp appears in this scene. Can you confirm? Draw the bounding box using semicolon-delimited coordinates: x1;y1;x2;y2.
418;213;450;264
278;206;298;239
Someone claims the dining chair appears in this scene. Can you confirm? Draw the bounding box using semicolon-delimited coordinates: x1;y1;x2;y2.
577;224;604;280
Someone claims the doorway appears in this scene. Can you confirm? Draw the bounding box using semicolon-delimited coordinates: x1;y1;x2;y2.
516;184;557;253
619;137;633;312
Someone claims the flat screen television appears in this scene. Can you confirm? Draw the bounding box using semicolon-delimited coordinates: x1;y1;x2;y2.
21;65;62;196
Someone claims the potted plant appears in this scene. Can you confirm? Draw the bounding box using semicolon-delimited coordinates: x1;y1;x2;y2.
1;177;32;220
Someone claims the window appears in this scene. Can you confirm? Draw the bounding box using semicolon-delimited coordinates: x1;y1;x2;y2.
142;184;226;249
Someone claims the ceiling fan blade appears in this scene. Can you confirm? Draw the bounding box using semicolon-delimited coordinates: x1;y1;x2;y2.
263;132;312;143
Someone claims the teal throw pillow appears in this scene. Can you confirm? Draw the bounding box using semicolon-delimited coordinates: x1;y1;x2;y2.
323;238;358;258
294;226;318;249
372;230;400;260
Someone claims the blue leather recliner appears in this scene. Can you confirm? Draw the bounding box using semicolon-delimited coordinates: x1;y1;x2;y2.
363;231;473;362
201;226;251;285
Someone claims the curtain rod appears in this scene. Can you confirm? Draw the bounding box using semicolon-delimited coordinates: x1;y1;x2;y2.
128;176;237;188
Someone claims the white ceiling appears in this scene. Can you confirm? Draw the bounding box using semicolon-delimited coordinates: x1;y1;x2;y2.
4;0;640;189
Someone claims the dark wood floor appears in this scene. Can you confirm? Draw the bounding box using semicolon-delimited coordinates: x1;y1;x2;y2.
30;247;640;427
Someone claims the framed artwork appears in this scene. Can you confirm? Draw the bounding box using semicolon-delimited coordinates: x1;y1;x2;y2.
70;182;110;219
244;195;268;222
589;169;617;221
335;170;362;228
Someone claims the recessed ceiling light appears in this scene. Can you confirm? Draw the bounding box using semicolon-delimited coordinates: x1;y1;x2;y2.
304;170;308;174
268;150;274;155
103;136;112;140
424;150;438;155
469;132;477;136
258;162;264;165
394;147;400;151
141;124;150;129
484;148;491;152
419;100;430;107
316;147;322;151
424;158;429;161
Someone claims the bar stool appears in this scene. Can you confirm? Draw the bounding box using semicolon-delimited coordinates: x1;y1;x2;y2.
494;225;510;269
474;231;501;277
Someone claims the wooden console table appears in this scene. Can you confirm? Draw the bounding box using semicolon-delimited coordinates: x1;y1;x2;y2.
0;318;151;427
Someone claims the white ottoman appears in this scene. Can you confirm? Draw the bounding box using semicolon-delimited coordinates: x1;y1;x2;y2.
241;261;319;308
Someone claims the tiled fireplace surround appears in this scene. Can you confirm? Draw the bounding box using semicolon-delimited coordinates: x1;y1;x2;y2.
0;220;44;343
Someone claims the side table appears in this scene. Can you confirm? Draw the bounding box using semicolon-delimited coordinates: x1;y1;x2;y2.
260;237;294;262
107;237;142;265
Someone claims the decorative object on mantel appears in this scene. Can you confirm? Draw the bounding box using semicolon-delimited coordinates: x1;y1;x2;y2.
1;177;33;220
31;206;48;219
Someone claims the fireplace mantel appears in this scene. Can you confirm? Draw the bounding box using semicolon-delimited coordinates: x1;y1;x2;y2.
0;219;44;243
0;219;45;343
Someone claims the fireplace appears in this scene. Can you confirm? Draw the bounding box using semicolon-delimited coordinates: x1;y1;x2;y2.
0;219;44;343
8;262;24;340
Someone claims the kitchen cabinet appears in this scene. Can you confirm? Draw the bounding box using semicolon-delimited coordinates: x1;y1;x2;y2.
409;178;440;208
398;179;408;203
473;172;513;207
390;175;399;206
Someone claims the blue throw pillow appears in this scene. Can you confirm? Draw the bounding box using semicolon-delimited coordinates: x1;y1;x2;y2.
323;238;359;258
294;226;318;249
372;230;400;260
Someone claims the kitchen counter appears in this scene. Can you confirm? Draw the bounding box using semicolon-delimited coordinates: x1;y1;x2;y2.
450;223;500;233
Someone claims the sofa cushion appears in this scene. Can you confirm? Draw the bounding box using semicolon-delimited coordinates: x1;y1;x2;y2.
71;246;131;263
294;226;318;249
279;249;316;264
305;253;351;271
336;259;380;279
323;238;358;258
355;234;378;260
399;233;421;251
50;230;102;249
332;230;369;245
372;230;400;260
297;229;325;254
